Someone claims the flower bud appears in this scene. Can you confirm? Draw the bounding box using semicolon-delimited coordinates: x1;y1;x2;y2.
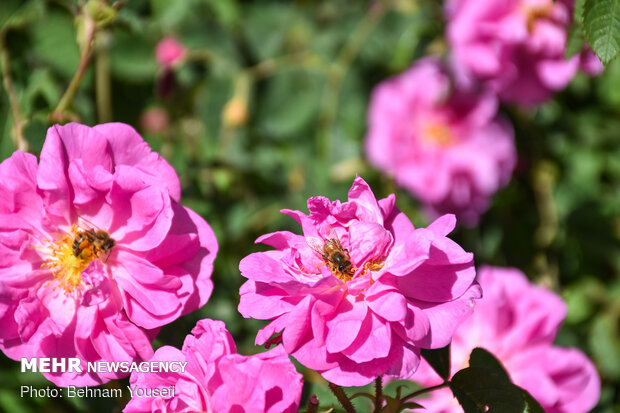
222;96;248;128
85;0;116;27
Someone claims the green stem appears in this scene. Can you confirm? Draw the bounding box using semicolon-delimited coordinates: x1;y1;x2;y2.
0;29;28;151
245;52;324;80
374;376;383;413
52;16;97;122
95;30;112;123
532;160;560;291
328;382;356;413
186;49;218;64
401;382;449;402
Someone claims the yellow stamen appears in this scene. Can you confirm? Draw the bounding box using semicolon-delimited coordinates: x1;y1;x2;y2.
422;122;454;147
523;3;554;32
364;259;385;273
42;225;94;293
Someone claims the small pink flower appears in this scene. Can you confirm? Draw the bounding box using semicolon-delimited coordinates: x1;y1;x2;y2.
365;58;516;225
238;176;481;386
156;37;187;68
412;266;601;413
140;107;170;134
446;0;602;105
0;123;217;386
123;319;303;413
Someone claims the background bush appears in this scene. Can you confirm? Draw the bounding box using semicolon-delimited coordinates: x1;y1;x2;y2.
0;0;618;411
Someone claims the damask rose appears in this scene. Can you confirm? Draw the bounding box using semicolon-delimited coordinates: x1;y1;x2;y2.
238;176;481;386
0;123;217;386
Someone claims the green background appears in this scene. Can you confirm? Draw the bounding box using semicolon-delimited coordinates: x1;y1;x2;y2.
0;0;618;411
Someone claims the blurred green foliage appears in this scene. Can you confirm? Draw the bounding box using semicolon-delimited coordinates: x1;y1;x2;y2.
0;0;618;412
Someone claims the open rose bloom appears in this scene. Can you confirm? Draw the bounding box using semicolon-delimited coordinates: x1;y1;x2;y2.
0;123;217;386
446;0;603;105
239;176;481;386
366;58;516;225
412;266;601;413
124;319;303;413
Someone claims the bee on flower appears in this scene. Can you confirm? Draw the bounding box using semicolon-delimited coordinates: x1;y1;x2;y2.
238;176;481;386
0;123;217;387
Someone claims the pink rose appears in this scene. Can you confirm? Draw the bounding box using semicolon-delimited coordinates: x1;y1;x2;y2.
156;37;186;68
0;123;217;386
123;319;303;413
446;0;603;104
365;58;516;225
238;176;481;386
412;266;601;413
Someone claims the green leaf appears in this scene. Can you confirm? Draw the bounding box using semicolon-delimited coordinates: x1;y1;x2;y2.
450;367;525;413
109;29;157;82
596;55;620;105
349;391;375;403
242;3;293;61
468;347;510;381
22;118;47;154
517;387;546;413
257;70;323;139
449;348;535;413
583;0;620;64
421;344;451;380
566;22;586;58
383;379;416;399
0;0;44;31
29;10;80;79
590;311;620;379
150;0;195;31
0;389;33;413
381;395;423;413
203;0;240;28
576;0;587;24
23;69;61;115
396;402;424;412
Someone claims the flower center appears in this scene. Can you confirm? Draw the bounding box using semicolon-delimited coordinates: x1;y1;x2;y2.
421;121;454;147
522;3;554;31
363;259;385;273
43;225;106;292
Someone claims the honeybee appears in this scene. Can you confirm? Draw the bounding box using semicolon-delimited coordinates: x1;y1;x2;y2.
307;236;355;282
72;224;115;262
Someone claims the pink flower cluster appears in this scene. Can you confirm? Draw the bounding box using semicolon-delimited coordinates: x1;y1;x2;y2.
412;266;601;413
0;123;217;386
239;176;481;386
366;59;516;225
124;319;303;413
365;0;605;224
446;0;603;105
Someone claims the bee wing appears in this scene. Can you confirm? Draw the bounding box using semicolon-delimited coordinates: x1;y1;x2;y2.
323;225;339;241
76;215;102;231
322;226;347;250
305;237;325;257
98;249;113;263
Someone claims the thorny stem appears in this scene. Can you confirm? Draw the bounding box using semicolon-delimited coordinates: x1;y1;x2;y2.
306;394;319;413
401;381;450;402
328;382;356;413
374;376;383;413
52;16;97;122
0;29;28;152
